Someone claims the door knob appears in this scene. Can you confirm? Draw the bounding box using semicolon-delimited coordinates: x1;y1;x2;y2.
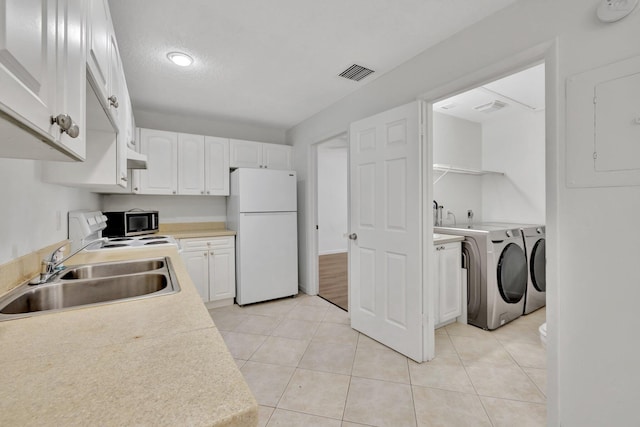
348;233;358;240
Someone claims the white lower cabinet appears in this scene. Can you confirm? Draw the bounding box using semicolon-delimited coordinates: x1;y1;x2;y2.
180;236;235;307
434;242;462;326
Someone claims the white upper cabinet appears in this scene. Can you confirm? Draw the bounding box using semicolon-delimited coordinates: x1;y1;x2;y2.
230;139;293;170
205;136;230;196
178;133;206;195
229;139;262;168
263;143;293;170
0;0;87;161
138;128;230;196
86;0;123;128
86;0;110;106
139;128;179;195
55;0;87;158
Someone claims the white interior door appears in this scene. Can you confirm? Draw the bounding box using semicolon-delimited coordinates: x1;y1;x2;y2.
349;101;424;362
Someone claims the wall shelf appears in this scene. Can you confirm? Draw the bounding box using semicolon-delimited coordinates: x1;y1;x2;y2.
433;164;504;184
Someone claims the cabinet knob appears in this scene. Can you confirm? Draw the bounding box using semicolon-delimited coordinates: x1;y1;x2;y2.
210;252;214;256
204;252;207;256
134;187;139;191
172;191;176;195
206;191;210;195
200;191;204;195
108;95;119;108
51;114;80;138
348;233;358;241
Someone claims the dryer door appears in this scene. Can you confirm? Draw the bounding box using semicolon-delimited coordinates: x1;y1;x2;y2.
530;238;546;292
496;243;527;303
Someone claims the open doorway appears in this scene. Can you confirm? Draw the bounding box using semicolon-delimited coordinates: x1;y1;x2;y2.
316;135;349;310
430;62;546;341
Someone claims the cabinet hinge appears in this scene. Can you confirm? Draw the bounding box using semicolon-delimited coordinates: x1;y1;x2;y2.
593;151;598;160
593;96;597;104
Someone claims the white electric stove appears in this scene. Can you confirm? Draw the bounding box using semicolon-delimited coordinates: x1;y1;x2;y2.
69;210;178;251
93;235;179;250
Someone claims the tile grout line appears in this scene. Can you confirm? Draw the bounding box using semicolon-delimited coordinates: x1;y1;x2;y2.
449;329;496;427
408;356;419;427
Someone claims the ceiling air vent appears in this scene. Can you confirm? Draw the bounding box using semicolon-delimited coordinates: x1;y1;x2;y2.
439;102;457;110
339;64;375;81
473;100;508;113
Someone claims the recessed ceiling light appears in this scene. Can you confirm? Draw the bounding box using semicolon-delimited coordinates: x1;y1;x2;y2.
167;52;193;67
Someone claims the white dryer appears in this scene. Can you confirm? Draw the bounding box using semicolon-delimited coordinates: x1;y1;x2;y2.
435;224;528;330
521;225;546;314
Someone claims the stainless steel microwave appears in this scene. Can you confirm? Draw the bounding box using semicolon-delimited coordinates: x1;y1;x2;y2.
103;210;159;237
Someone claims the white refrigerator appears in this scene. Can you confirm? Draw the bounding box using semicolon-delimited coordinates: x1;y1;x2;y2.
227;168;298;305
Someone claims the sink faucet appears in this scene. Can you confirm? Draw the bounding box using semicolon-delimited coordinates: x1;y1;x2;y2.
30;238;107;285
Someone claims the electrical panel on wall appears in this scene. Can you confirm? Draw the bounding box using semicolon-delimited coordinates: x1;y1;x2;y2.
566;54;640;187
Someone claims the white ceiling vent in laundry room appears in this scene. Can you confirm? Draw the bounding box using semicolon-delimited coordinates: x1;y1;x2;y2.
338;64;375;81
473;100;508;113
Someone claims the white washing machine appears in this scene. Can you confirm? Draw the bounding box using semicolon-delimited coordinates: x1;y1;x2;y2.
521;225;546;314
435;223;527;330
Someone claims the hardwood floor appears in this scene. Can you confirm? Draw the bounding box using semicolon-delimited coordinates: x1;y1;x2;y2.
318;252;348;311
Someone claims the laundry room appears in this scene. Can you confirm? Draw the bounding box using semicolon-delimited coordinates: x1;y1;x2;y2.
432;63;547;329
432;63;546;228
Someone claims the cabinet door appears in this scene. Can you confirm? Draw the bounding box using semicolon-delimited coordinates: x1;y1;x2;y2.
181;250;209;301
139;129;178;194
54;0;86;159
438;243;462;323
86;0;110;104
209;246;235;301
0;0;56;137
204;136;230;195
230;139;262;168
178;133;205;195
263;143;292;170
107;30;122;126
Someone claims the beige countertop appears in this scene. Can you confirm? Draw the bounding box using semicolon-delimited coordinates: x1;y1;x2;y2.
0;246;257;427
159;222;236;240
434;234;465;245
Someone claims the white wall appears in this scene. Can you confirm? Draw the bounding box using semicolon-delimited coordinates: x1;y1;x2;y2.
482;110;545;224
287;1;640;425
102;194;227;224
317;145;348;254
134;108;287;144
432;112;483;225
0;158;101;264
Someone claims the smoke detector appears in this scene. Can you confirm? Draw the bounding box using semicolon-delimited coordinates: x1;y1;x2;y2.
339;64;375;81
473;100;508;113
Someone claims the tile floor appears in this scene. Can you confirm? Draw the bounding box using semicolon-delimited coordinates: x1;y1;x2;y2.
210;294;547;427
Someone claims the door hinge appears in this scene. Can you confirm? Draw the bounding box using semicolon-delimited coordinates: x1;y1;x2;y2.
315;225;319;230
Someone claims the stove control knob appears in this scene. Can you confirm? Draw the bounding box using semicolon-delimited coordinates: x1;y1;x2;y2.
536;227;542;234
506;230;513;238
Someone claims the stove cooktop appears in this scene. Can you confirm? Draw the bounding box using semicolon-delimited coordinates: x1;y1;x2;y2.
88;235;178;251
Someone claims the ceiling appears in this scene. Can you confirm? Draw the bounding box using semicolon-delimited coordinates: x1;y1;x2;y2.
108;0;518;130
433;63;545;124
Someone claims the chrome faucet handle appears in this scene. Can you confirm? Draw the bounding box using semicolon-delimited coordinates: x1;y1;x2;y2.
31;238;107;285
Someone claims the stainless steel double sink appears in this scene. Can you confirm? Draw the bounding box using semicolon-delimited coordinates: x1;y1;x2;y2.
0;257;180;321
